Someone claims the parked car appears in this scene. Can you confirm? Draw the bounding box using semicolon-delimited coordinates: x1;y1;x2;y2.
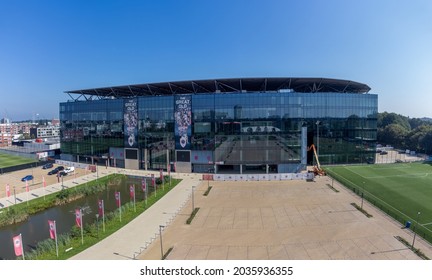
42;163;53;169
48;168;59;175
21;175;34;182
64;166;75;174
59;171;67;177
380;151;388;155
48;166;65;175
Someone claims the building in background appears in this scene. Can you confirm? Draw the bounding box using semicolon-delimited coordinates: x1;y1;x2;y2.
30;126;60;139
60;78;378;173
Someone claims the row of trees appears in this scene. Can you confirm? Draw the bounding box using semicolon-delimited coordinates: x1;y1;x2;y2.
377;112;432;154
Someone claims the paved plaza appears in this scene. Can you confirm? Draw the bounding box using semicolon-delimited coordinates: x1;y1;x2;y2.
140;177;432;260
1;165;432;260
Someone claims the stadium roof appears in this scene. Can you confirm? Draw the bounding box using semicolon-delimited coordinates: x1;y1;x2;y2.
65;77;371;101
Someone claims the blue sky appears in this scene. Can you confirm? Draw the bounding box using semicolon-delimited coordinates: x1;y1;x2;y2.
1;0;431;121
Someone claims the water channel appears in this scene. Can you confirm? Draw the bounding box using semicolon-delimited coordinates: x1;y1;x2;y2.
0;175;153;260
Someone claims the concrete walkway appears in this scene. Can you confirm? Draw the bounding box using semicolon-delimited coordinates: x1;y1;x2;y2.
70;172;202;260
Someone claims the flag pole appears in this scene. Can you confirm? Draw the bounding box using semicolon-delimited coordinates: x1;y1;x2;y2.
54;220;59;257
80;208;84;245
102;199;105;232
25;180;29;206
21;234;25;260
117;192;122;222
43;176;46;201
133;184;136;212
145;179;148;206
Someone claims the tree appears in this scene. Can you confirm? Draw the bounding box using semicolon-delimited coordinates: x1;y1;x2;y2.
378;124;408;148
377;112;411;130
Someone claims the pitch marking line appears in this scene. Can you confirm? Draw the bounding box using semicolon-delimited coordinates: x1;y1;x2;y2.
364;172;432;179
344;166;432;179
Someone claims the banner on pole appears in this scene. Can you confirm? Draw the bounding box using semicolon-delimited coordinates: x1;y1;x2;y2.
115;191;121;207
129;185;135;200
98;199;104;217
13;234;23;257
75;209;82;228
48;220;56;239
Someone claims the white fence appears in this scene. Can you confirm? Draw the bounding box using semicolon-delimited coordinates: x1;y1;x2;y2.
213;172;314;181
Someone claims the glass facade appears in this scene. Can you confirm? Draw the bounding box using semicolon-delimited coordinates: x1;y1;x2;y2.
60;90;377;173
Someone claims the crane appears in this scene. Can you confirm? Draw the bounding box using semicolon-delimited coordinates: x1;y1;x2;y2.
308;144;325;176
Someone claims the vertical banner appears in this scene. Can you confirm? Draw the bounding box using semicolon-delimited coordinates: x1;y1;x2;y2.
115;191;121;208
75;208;82;228
13;234;24;258
115;191;122;222
129;185;135;200
48;220;56;239
98;199;104;217
6;184;10;197
124;98;138;148
98;199;106;232
48;220;59;257
174;95;192;150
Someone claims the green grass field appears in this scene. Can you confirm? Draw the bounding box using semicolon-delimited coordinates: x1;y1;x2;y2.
326;162;432;244
0;152;36;168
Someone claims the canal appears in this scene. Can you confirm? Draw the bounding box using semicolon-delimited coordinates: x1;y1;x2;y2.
0;175;153;260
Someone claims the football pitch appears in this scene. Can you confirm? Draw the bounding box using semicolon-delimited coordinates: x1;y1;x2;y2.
0;152;36;168
326;162;432;243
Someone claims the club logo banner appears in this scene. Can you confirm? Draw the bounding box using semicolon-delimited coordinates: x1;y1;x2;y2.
124;98;138;148
174;95;192;150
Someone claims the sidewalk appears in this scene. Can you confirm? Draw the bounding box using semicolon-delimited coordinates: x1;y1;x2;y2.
0;168;114;209
69;171;202;260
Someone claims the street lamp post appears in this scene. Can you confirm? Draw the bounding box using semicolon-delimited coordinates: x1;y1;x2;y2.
412;211;421;249
13;186;16;205
316;121;320;160
192;186;195;213
159;225;165;259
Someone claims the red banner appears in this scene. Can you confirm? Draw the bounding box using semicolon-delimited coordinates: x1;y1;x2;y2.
48;220;56;239
141;179;146;192
115;191;121;207
6;184;10;197
98;199;104;217
151;174;155;187
25;180;29;192
43;176;46;188
129;185;135;200
75;209;82;228
160;169;163;180
13;234;23;257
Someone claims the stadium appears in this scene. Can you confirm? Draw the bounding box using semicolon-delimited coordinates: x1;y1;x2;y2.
59;77;378;174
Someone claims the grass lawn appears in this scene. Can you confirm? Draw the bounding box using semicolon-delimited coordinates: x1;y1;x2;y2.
325;162;432;244
0;152;36;168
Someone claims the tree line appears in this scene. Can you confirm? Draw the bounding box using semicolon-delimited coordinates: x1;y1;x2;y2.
378;112;432;154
